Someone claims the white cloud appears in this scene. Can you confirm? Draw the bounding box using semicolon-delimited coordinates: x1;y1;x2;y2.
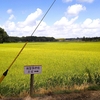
77;0;94;3
24;8;42;26
82;18;100;28
2;8;100;38
62;0;73;2
52;17;100;38
41;17;100;38
8;14;15;20
2;16;100;38
66;4;86;16
4;21;16;32
3;8;45;36
54;16;78;26
7;9;13;14
17;8;42;28
62;0;94;3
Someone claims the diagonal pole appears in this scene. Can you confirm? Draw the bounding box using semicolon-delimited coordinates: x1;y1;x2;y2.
0;0;56;83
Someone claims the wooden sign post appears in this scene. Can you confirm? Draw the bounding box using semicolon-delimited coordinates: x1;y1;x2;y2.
24;65;42;97
30;74;34;97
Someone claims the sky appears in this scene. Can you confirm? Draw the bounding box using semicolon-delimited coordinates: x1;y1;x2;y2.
0;0;100;38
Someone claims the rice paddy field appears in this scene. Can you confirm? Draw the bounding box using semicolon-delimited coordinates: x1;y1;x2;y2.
0;42;100;96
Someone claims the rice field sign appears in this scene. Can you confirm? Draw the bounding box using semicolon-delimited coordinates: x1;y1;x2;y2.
24;65;42;74
24;65;42;97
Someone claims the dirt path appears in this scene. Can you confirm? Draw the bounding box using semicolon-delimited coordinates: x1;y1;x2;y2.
31;90;100;100
1;90;100;100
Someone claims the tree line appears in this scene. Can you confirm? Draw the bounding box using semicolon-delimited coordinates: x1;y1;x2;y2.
82;36;100;41
0;27;100;43
0;27;56;43
0;27;9;43
65;37;100;42
9;36;56;42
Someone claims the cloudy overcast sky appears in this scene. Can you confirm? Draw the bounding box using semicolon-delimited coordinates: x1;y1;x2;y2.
0;0;100;38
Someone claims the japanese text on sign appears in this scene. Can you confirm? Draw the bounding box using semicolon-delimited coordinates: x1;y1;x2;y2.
24;65;42;74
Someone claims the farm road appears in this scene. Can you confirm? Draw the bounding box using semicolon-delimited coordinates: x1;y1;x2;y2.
1;90;100;100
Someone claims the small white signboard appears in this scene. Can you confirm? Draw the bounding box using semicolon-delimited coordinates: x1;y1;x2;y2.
24;65;42;74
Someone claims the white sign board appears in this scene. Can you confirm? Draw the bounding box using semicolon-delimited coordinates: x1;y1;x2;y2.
24;65;42;74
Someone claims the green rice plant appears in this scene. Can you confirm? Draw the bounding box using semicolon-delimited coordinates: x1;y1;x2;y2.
85;68;93;83
94;72;100;85
0;42;100;96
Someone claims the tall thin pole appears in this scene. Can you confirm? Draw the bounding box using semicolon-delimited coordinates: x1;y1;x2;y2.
0;0;56;83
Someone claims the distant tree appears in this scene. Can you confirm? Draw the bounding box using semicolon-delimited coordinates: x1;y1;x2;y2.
8;36;21;42
0;27;9;43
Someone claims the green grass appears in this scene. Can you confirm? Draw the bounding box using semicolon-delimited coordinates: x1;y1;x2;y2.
0;42;100;96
